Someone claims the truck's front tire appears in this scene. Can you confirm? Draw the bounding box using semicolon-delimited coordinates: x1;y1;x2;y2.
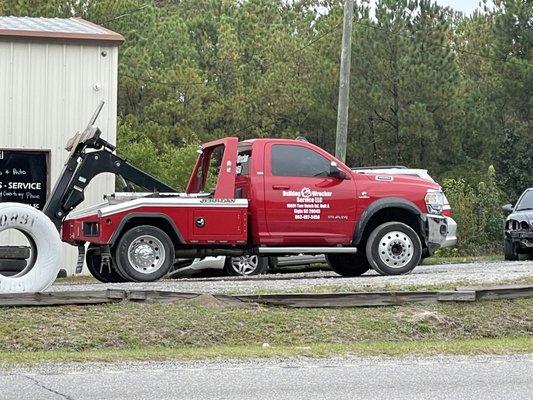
114;225;175;282
365;222;422;275
326;253;370;277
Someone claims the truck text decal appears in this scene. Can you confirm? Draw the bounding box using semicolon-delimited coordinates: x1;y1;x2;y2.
282;187;332;220
199;198;236;204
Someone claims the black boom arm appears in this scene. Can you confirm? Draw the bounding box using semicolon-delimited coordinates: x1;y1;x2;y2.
43;102;176;230
43;147;176;230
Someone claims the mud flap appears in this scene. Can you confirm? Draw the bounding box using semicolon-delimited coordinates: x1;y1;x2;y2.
75;244;85;274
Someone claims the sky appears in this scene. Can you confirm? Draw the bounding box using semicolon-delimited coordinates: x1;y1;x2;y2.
434;0;493;15
360;0;495;16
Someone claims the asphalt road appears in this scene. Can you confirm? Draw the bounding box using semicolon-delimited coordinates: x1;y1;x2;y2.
1;355;532;400
49;260;533;294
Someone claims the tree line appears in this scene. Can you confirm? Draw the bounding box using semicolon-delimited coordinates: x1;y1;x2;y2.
2;0;532;253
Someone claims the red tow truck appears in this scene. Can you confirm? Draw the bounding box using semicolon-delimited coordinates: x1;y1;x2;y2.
44;103;451;282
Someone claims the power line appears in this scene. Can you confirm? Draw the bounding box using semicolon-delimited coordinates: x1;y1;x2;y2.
100;3;151;24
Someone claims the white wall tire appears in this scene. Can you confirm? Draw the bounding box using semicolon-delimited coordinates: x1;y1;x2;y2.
0;203;61;293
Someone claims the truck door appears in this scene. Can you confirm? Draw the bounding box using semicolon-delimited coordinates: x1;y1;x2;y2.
263;143;357;245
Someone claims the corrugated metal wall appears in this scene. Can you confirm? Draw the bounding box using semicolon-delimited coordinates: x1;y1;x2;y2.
0;40;118;274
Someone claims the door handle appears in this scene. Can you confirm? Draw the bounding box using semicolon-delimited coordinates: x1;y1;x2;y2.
272;185;290;190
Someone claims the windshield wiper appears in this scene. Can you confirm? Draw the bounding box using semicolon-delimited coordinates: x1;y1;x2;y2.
516;207;533;211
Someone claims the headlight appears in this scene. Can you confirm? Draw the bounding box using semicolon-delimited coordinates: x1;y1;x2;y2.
425;189;445;214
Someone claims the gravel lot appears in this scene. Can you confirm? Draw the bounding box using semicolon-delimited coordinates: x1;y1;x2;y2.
49;260;533;294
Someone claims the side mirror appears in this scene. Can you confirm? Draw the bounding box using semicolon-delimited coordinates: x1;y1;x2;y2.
329;162;349;180
502;204;514;215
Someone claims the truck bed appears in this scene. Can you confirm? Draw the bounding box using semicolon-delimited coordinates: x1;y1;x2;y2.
62;193;249;246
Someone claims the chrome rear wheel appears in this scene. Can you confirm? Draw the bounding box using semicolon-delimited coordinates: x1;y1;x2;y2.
115;225;175;282
127;235;166;274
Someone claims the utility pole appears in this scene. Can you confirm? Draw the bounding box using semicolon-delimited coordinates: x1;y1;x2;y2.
335;0;354;163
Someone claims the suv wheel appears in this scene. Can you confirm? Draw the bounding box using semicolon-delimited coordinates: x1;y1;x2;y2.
115;225;175;282
224;255;269;276
366;222;422;275
326;253;370;277
504;238;518;261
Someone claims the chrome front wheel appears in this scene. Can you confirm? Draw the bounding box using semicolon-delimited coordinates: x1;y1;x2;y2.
366;222;422;276
377;230;414;269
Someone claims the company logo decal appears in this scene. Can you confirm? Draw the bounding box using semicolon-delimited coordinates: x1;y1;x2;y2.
281;187;332;220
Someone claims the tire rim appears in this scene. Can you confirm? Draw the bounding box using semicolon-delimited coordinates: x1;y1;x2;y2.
378;230;413;268
230;255;259;275
127;235;166;274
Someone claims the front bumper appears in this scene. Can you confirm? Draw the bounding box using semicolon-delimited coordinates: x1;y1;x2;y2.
425;214;455;255
506;230;533;249
442;216;457;248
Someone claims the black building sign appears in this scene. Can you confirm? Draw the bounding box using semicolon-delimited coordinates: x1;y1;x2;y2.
0;150;49;210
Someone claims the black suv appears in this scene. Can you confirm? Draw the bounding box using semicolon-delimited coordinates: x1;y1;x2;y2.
503;188;533;260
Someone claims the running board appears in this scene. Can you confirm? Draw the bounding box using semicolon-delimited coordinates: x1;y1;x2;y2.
256;247;357;254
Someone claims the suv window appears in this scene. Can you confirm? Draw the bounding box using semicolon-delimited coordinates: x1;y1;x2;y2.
271;144;330;177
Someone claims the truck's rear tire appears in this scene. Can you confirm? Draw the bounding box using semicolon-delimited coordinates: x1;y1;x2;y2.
224;255;269;276
365;222;422;276
86;246;126;283
326;253;370;277
504;238;518;261
114;225;175;282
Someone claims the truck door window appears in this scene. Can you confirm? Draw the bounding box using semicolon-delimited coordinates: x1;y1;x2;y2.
271;144;330;177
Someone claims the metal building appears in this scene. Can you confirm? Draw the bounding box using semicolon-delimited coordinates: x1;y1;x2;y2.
0;17;123;274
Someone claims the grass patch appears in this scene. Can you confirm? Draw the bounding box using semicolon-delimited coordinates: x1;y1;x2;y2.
0;298;531;364
1;337;531;365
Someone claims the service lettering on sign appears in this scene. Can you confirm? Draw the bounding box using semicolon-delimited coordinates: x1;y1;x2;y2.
282;187;332;220
0;150;48;210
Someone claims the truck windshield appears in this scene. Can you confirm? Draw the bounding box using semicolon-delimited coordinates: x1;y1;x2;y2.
516;190;533;211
